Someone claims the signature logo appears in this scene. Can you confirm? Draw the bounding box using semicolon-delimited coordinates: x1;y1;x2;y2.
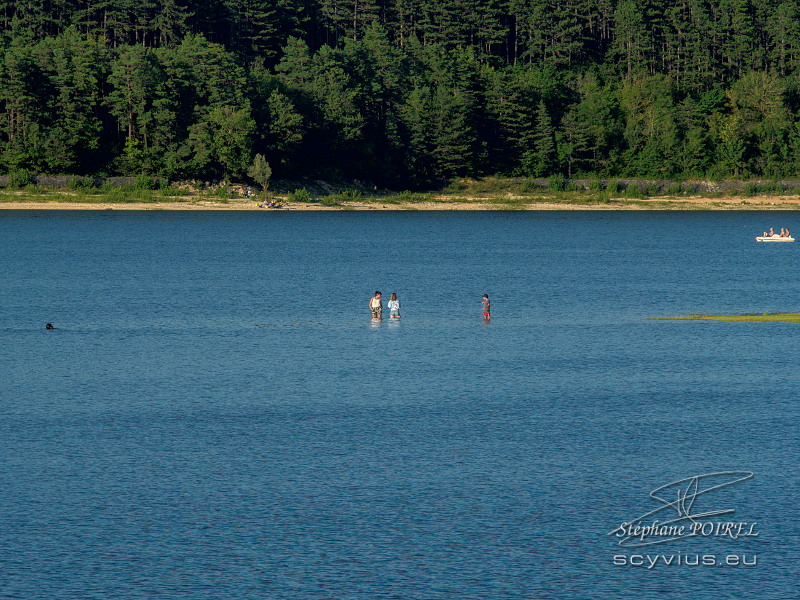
609;471;758;547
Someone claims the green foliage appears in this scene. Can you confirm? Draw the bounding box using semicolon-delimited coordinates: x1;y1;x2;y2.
159;185;189;197
521;179;541;193
743;182;759;195
317;188;363;205
134;174;162;190
7;169;32;188
68;176;95;190
247;153;272;190
762;181;785;193
549;174;566;191
588;178;604;191
215;186;233;200
288;187;312;202
657;313;800;323
444;180;467;193
624;183;644;198
596;190;612;203
618;75;678;176
6;2;800;184
665;181;683;195
393;191;428;202
530;100;555;176
339;188;363;201
187;105;255;179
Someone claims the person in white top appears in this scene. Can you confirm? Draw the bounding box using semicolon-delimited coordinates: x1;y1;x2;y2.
388;293;401;318
369;291;383;319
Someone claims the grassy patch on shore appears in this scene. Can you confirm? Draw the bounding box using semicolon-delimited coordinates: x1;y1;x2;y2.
653;313;800;322
0;187;193;204
6;174;800;209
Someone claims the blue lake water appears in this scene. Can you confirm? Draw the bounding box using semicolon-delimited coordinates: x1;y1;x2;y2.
1;210;798;599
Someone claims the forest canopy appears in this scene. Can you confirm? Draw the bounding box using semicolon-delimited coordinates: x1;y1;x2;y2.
2;0;800;185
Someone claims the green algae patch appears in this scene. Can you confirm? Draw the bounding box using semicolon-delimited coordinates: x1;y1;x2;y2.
653;313;800;322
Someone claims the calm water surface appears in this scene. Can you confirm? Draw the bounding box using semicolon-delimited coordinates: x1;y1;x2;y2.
1;211;798;599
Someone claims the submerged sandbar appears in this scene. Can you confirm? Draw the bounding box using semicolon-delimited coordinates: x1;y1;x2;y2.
654;313;800;322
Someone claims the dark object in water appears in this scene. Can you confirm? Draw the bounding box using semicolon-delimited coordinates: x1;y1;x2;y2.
45;323;55;330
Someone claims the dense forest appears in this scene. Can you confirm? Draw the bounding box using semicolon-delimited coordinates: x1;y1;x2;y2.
3;0;800;186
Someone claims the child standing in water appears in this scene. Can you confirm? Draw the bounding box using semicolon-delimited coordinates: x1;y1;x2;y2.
369;291;383;319
388;293;401;318
482;294;491;320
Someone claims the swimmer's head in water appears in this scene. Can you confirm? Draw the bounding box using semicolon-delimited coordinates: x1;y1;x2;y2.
45;323;54;330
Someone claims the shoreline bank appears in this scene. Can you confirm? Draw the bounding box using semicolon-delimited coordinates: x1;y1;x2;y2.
4;194;800;211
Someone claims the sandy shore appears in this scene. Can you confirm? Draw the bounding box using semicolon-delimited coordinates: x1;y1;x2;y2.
4;194;800;211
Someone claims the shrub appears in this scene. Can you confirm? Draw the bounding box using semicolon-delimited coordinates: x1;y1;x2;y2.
159;186;189;197
394;190;427;202
472;178;513;194
339;188;363;201
665;181;683;195
134;174;161;190
68;175;95;190
215;186;233;200
761;181;784;193
102;186;125;201
589;178;605;191
548;174;566;191
625;183;643;198
288;188;312;203
8;169;31;188
606;180;621;194
743;182;759;196
319;195;340;206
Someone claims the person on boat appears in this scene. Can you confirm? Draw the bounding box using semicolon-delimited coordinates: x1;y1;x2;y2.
387;293;401;319
769;227;775;237
787;228;791;237
369;291;383;319
482;294;491;320
780;228;786;237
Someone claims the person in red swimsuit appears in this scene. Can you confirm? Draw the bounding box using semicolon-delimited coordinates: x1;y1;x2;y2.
482;294;491;320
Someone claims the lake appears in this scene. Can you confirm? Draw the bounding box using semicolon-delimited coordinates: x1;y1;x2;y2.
1;210;798;599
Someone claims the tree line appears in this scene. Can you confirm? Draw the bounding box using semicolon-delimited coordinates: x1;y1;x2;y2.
3;0;800;186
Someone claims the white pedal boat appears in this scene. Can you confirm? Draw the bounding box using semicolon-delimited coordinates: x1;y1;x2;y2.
756;235;795;242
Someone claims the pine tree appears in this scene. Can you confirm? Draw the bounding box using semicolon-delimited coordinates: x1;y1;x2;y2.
223;0;280;63
530;99;555;175
614;0;651;76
